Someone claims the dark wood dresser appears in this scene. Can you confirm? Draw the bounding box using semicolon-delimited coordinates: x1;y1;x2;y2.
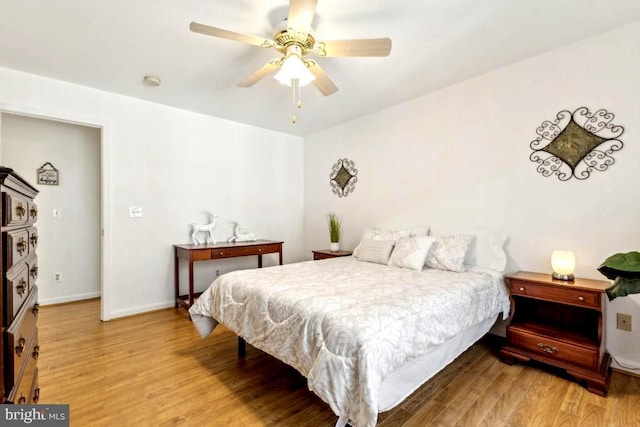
0;167;40;404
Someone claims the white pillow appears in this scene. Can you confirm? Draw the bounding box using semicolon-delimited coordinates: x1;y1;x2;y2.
429;226;509;272
464;228;508;272
388;236;436;271
353;228;412;258
356;240;396;265
425;234;474;272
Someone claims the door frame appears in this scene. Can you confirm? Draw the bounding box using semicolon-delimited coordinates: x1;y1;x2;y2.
0;104;112;321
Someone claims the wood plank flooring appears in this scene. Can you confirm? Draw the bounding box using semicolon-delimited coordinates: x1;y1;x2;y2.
38;299;640;426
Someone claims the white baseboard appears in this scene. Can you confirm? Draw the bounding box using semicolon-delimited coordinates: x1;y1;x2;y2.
109;301;175;319
610;354;640;376
39;292;101;306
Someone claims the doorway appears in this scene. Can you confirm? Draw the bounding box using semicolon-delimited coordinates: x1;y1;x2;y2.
0;110;109;320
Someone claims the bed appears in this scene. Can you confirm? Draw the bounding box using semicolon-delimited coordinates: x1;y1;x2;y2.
189;230;510;427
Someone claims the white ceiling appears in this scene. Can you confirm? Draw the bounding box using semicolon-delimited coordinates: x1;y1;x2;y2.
1;1;640;136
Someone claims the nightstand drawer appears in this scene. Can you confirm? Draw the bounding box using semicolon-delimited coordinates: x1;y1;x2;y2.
312;250;352;260
509;326;598;370
509;279;600;308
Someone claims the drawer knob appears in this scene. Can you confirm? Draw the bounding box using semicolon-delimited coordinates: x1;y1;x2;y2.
519;287;525;292
537;343;559;354
16;202;26;219
31;265;39;279
16;237;27;255
18;395;27;404
578;296;585;301
33;303;40;316
32;345;40;360
30;206;38;219
30;234;38;247
17;278;27;296
15;336;26;356
33;388;40;404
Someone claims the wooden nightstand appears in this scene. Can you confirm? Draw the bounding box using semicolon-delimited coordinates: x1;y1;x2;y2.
312;249;352;260
499;271;612;395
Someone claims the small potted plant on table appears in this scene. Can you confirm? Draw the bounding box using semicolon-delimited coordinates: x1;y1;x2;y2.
328;212;341;252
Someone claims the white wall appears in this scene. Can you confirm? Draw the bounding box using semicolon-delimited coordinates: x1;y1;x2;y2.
303;22;640;373
0;66;305;319
1;113;101;304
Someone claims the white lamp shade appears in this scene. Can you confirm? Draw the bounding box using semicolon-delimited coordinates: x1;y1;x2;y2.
274;54;316;87
551;250;575;277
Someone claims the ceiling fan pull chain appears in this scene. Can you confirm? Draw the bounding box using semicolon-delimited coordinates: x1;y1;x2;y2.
292;78;301;124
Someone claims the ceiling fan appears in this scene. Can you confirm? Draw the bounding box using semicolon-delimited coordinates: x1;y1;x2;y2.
190;0;392;123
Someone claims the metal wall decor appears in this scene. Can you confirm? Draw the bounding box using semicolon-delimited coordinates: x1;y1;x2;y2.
330;158;358;197
530;107;624;181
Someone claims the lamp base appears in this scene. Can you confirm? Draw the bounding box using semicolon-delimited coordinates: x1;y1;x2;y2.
552;272;575;281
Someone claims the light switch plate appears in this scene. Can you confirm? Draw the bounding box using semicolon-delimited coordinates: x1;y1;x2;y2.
129;207;143;218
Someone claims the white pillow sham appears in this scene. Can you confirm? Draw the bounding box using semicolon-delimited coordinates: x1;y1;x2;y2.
356;240;396;265
388;236;436;271
425;234;474;272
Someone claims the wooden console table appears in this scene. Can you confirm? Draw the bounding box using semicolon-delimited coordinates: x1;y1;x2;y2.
174;240;284;314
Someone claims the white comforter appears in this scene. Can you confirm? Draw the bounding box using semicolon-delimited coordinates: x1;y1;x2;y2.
189;257;509;427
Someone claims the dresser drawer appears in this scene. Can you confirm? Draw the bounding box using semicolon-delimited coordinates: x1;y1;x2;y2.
5;228;30;268
508;326;598;370
5;262;31;322
5;286;39;392
6;333;39;404
27;255;39;286
28;202;38;225
30;368;40;404
27;226;38;252
509;279;600;309
3;191;29;227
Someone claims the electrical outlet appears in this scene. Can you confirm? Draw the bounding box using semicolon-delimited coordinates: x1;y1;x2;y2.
54;272;62;282
617;313;632;331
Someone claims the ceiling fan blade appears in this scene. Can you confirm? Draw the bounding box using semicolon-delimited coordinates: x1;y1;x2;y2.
190;22;274;48
237;59;282;87
287;0;318;38
314;38;392;57
305;60;338;96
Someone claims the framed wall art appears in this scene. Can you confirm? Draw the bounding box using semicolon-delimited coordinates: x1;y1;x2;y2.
37;162;59;185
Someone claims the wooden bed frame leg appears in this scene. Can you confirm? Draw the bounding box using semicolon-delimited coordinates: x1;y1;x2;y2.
238;337;246;357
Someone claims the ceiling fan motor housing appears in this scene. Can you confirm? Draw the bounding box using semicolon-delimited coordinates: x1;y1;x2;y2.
274;30;315;57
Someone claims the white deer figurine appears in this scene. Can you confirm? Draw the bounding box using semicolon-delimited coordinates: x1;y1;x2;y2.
227;222;257;242
191;212;219;245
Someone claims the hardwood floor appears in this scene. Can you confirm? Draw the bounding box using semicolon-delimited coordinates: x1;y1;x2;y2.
39;299;639;426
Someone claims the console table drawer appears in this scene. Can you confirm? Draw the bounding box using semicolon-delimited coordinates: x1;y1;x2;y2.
510;280;600;308
509;326;598;370
211;243;280;259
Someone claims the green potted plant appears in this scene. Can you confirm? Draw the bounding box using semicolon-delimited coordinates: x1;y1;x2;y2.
328;212;341;252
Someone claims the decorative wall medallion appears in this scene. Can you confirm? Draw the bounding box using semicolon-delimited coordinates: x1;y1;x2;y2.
530;107;624;181
330;158;358;197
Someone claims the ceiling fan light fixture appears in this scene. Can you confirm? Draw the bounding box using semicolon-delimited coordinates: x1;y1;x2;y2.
274;45;315;87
